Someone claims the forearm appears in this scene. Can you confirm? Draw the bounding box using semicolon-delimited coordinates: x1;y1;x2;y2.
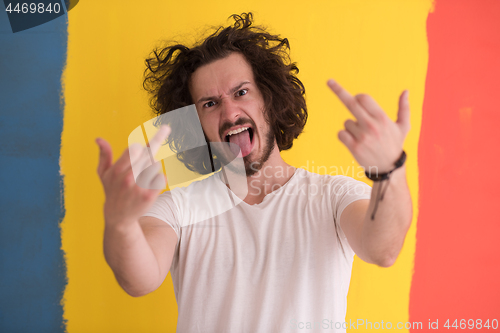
103;220;161;297
361;165;413;267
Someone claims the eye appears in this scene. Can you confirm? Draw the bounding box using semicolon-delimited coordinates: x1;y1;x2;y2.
236;89;248;97
203;101;216;108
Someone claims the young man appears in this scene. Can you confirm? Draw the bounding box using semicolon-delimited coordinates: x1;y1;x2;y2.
96;13;412;332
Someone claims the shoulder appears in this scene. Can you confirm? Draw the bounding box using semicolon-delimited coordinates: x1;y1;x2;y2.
292;168;331;185
170;172;222;197
293;168;371;193
169;172;242;226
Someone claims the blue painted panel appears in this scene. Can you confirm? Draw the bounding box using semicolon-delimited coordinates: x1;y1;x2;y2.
0;7;67;333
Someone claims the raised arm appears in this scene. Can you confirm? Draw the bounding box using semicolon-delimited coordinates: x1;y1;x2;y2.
327;80;413;267
96;125;177;296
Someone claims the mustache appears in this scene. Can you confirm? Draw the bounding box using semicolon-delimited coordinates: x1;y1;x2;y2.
219;117;256;140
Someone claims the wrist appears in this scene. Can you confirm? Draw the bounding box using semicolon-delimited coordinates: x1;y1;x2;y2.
365;150;406;181
104;216;140;234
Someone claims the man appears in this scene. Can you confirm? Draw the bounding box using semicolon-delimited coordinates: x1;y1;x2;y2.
96;13;412;332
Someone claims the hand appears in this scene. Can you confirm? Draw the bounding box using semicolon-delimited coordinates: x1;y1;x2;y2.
327;79;410;173
96;125;171;228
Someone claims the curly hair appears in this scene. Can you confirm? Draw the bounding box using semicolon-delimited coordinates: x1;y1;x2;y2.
143;12;307;174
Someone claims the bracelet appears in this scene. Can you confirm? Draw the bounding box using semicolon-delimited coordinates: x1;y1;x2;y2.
365;151;407;181
366;150;407;220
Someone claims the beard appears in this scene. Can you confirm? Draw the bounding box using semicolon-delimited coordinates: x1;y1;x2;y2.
209;117;276;178
243;124;275;177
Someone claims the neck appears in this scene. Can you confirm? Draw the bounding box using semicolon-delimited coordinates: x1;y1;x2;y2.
243;145;296;205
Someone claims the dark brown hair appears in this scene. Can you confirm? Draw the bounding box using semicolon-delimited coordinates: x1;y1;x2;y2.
143;13;307;173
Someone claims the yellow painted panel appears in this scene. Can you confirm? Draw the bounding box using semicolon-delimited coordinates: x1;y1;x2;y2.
61;0;431;331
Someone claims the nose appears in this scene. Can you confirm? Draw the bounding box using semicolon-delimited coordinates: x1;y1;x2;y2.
220;96;241;123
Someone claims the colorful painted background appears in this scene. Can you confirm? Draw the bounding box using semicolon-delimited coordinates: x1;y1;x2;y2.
1;0;499;332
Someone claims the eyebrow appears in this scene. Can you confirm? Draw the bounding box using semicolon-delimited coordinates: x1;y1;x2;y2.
196;81;251;104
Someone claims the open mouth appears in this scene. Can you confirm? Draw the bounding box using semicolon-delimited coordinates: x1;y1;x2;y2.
224;127;253;142
224;126;254;157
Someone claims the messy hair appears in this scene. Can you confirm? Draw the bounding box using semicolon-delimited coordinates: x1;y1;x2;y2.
143;12;307;174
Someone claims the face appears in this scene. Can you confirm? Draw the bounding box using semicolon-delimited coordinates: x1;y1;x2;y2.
189;52;275;176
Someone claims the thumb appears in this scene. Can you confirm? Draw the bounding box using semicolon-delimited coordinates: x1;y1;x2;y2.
396;90;411;134
96;138;113;178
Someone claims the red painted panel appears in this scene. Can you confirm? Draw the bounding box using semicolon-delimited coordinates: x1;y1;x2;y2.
411;0;500;329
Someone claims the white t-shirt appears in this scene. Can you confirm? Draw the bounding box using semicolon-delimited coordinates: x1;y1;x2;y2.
143;168;371;332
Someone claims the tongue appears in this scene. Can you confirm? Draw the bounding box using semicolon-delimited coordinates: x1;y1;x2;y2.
228;129;252;157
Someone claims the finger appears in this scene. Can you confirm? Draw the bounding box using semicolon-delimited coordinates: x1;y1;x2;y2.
113;145;134;174
117;125;169;174
149;125;171;156
135;161;165;190
149;172;168;190
327;79;369;124
355;94;384;119
396;90;411;134
338;130;356;152
128;143;144;165
96;138;113;178
128;143;150;181
129;125;171;180
344;119;363;141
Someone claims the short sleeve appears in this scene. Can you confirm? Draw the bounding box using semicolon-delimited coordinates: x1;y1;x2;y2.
329;176;372;258
142;191;181;241
330;176;372;224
